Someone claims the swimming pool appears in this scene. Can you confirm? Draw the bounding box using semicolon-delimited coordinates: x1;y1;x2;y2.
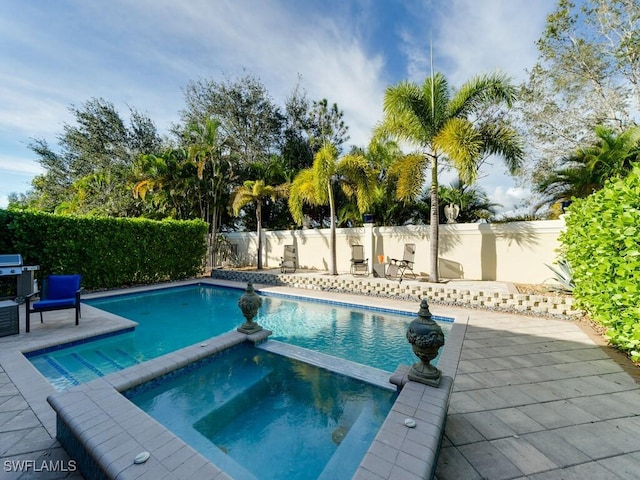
125;344;396;480
28;284;452;389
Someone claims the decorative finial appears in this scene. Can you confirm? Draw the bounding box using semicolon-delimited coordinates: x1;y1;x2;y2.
406;297;445;387
237;282;263;334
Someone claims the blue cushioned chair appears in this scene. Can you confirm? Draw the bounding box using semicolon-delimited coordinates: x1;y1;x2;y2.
25;274;82;333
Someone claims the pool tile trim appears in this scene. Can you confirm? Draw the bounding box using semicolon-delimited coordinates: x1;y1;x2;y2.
23;327;136;358
257;288;454;323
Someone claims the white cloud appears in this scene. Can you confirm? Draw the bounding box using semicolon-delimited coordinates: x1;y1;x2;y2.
0;74;73;139
0;155;43;176
401;0;555;85
113;0;386;147
0;0;557;208
489;184;531;215
40;0;388;149
436;0;555;85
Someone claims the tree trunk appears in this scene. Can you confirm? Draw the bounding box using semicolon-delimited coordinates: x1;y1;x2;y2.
256;202;263;270
211;205;219;268
328;180;337;275
429;156;439;283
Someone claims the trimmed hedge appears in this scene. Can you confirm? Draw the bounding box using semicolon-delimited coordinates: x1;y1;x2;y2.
561;166;640;362
0;210;208;290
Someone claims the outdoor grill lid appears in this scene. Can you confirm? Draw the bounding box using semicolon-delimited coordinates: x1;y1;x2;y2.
0;254;23;267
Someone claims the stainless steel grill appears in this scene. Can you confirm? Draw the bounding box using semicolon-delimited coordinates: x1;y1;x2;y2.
0;254;24;276
0;254;40;297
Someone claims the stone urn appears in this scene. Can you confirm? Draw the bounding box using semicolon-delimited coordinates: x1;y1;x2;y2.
237;282;263;334
406;298;445;387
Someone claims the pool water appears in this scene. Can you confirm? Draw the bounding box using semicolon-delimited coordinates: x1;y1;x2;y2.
28;284;451;390
125;345;396;480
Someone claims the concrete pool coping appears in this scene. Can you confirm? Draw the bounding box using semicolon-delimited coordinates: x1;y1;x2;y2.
1;278;465;479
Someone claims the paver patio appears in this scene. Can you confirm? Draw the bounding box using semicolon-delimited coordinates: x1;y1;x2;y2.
435;310;640;480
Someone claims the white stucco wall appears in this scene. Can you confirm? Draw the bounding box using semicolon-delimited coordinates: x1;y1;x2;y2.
221;219;565;284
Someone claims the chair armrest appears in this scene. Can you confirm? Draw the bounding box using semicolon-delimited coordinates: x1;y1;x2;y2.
26;290;40;299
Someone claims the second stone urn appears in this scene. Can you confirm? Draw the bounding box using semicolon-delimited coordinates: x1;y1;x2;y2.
237;282;263;334
406;298;445;387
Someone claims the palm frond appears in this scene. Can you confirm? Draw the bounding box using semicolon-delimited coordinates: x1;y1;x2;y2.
449;71;517;118
389;154;429;202
338;152;376;213
381;81;433;143
312;144;338;203
434;118;483;184
288;168;318;225
422;72;450;131
478;121;525;175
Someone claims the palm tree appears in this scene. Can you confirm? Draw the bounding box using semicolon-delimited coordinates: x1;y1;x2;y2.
133;149;199;219
535;125;640;210
367;137;426;226
377;72;523;282
186;117;234;266
232;180;287;269
288;143;375;275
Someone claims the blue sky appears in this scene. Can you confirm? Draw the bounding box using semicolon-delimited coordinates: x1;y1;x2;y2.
0;0;557;211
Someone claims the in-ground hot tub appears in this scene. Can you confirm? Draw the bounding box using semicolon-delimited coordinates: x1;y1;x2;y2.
124;344;397;480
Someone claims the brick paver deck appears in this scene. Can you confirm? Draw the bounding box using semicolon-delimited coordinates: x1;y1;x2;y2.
435;312;640;480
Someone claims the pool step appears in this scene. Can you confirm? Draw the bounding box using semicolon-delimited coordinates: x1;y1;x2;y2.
35;348;142;389
39;355;80;389
317;402;379;480
192;366;274;436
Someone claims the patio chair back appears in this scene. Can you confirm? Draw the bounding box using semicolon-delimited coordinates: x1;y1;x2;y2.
350;245;369;275
387;243;416;280
280;245;297;273
25;274;83;332
402;243;416;266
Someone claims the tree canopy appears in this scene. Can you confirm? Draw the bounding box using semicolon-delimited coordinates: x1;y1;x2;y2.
26;98;162;216
519;0;640;200
181;74;284;167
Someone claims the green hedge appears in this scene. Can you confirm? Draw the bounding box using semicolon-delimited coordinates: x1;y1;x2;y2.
0;210;208;290
561;166;640;362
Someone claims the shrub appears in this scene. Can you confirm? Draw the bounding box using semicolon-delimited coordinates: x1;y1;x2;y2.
560;166;640;361
0;210;208;290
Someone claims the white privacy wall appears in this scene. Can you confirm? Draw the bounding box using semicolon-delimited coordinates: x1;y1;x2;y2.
221;220;565;284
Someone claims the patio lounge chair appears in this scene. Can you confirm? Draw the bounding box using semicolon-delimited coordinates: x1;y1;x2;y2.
350;244;369;275
25;274;83;333
387;243;416;279
280;245;297;273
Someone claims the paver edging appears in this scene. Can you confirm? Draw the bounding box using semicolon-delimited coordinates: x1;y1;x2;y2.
211;270;581;318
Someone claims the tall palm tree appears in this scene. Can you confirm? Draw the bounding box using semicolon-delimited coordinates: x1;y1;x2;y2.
288;143;375;275
186;117;234;266
377;72;523;282
232;180;287;269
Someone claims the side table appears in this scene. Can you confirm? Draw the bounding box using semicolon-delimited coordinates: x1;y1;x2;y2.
0;300;19;337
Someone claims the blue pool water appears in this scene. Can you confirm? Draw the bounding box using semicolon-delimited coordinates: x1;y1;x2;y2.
125;345;396;480
28;284;451;390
